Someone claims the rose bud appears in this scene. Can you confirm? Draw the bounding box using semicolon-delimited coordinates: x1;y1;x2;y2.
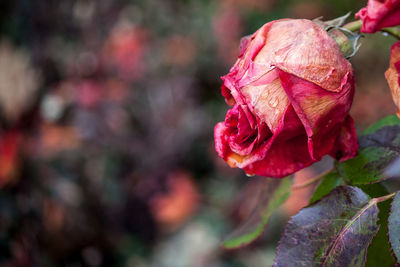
356;0;400;33
385;41;400;118
214;19;358;178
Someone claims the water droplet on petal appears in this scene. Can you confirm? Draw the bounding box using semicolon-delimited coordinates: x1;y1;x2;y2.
269;96;279;108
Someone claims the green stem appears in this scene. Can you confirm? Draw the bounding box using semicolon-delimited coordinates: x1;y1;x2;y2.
382;27;400;40
292;168;334;190
343;19;400;40
343;20;362;32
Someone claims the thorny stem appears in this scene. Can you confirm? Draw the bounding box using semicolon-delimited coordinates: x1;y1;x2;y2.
343;19;400;40
292;167;335;190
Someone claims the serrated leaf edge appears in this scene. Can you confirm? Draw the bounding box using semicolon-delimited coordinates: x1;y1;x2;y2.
273;186;380;267
388;191;400;263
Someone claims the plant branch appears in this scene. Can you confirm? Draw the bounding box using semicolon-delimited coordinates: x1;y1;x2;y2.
382;27;400;40
292;168;334;190
373;192;397;203
342;19;400;40
343;20;362;32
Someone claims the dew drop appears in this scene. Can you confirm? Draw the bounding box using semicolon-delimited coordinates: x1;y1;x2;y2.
269;97;279;108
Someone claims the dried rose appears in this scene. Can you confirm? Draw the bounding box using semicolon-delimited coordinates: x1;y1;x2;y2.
356;0;400;33
385;41;400;118
214;19;358;178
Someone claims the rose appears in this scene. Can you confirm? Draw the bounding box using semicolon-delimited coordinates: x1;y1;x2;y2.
0;130;21;187
385;41;400;118
356;0;400;33
214;19;358;178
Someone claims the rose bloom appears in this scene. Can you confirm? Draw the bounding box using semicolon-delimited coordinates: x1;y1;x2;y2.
0;130;21;187
385;41;400;118
356;0;400;33
214;19;358;178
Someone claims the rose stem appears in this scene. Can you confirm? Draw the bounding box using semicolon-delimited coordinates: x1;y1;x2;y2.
292;167;335;190
343;19;400;40
373;191;397;203
382;27;400;40
343;20;362;32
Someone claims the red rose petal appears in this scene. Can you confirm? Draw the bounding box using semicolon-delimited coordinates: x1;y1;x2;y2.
329;115;359;161
278;70;354;160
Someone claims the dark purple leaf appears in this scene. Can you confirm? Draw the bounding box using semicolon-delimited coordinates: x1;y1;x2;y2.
385;156;400;178
389;191;400;263
273;186;380;267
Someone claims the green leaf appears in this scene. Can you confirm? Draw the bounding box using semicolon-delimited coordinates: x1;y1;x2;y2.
389;191;400;263
313;12;350;30
363;115;400;135
358;183;395;267
323;12;351;29
357;183;389;198
222;177;292;249
336;115;400;184
273;186;380;267
309;171;344;204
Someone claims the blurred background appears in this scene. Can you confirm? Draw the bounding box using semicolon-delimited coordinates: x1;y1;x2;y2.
0;0;397;266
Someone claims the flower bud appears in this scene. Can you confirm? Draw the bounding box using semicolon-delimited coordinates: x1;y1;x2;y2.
385;41;400;118
214;19;358;178
356;0;400;33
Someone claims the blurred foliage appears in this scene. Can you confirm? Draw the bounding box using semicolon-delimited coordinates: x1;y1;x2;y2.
0;0;398;266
